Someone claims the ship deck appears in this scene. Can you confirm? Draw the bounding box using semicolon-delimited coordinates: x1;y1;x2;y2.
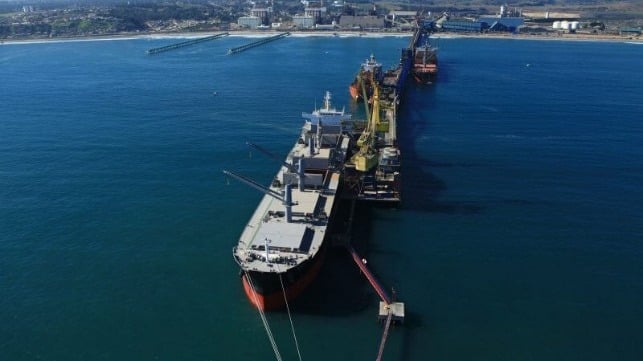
235;136;349;273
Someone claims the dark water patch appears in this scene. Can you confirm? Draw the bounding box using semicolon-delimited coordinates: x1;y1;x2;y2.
290;249;372;316
396;84;487;215
414;159;480;168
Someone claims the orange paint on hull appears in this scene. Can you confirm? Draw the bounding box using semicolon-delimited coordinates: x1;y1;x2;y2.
349;84;360;100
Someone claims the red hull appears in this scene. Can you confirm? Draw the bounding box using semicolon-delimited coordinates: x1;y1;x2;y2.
241;248;326;311
349;84;360;100
412;64;438;84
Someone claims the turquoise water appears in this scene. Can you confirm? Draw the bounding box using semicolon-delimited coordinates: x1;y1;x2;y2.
1;36;642;361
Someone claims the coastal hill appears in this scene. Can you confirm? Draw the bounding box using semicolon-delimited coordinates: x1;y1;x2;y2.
1;0;641;40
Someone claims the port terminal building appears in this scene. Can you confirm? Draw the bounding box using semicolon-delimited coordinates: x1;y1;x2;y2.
238;16;262;29
384;11;418;30
479;17;525;32
338;15;385;30
439;17;524;33
293;15;316;29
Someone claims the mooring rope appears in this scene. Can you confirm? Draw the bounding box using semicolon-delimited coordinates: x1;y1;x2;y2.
279;271;304;361
244;271;283;361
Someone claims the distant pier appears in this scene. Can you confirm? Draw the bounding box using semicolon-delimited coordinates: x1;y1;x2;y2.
227;32;290;55
146;32;229;55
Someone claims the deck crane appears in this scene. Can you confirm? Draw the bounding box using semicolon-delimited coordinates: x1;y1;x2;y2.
351;74;380;172
246;142;307;191
222;170;296;223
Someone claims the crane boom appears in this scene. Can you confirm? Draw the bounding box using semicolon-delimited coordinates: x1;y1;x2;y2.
352;80;379;172
223;170;293;205
246;142;299;174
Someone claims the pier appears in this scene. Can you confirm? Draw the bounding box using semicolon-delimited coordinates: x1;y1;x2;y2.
336;26;427;359
146;32;229;54
346;244;391;304
227;32;290;55
345;244;404;360
340;198;404;360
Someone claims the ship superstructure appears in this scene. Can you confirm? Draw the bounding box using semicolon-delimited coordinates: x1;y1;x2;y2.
229;92;351;310
349;54;384;101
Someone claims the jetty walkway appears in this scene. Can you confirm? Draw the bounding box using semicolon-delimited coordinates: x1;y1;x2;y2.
227;32;290;55
146;32;229;54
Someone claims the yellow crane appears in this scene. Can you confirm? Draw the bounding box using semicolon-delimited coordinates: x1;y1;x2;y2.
352;75;379;172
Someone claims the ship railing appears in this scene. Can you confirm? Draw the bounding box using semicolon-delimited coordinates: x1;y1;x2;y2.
232;246;244;267
249;244;308;255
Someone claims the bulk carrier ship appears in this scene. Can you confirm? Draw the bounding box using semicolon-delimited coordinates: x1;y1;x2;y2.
228;25;424;310
411;29;438;84
227;92;351;310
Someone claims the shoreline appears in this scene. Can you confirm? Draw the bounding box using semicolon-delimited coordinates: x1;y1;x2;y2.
1;29;641;45
443;31;643;43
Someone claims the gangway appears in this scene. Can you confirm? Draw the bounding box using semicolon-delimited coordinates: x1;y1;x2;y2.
227;32;290;55
146;32;229;54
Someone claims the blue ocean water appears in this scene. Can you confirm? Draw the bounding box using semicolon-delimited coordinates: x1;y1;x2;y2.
1;36;642;361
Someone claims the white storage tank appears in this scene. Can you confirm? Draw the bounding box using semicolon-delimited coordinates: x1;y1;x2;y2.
560;20;570;31
570;21;579;31
552;21;561;29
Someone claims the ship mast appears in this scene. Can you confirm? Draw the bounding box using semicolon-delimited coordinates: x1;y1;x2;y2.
264;238;270;263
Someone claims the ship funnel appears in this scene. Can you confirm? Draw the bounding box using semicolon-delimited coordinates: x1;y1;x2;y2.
284;183;293;223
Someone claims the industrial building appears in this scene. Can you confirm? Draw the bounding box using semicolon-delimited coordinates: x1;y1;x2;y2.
338;15;385;30
293;15;315;29
479;17;524;32
237;16;262;29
